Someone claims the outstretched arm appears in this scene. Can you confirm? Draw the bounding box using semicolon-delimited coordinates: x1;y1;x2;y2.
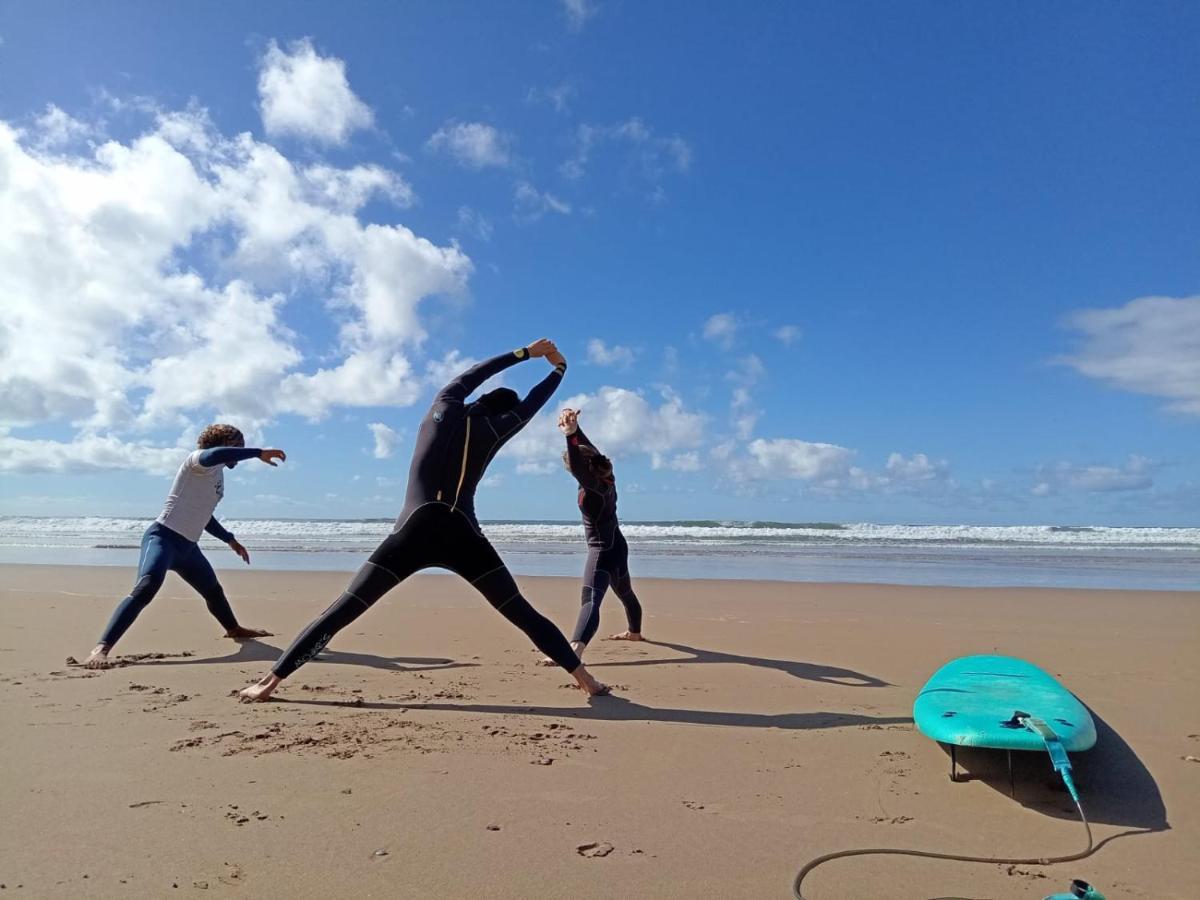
197;446;262;467
436;339;559;403
561;411;603;489
511;358;567;423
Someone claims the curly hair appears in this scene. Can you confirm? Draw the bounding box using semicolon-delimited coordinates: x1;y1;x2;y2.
196;424;245;450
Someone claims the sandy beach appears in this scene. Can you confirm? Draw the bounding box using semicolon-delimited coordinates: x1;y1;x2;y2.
0;563;1196;898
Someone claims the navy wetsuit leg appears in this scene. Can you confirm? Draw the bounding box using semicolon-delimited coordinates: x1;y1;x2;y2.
174;541;239;632
571;545;612;646
98;524;173;647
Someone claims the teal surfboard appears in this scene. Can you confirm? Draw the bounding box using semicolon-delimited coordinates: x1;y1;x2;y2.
914;655;1096;753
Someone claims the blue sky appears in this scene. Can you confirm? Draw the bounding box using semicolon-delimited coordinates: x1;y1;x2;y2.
1;1;1197;525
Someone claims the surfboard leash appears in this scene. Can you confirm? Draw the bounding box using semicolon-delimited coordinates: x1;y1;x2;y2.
791;718;1098;899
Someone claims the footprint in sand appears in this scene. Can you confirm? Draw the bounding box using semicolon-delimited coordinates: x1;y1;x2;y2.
577;842;614;858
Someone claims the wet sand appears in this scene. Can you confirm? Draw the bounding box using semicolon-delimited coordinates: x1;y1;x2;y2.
0;564;1196;898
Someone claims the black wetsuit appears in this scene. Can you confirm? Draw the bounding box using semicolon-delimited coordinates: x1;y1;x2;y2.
565;427;643;645
271;349;581;678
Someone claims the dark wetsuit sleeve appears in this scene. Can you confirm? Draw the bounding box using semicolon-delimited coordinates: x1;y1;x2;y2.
566;426;603;490
196;446;261;467
204;517;235;544
436;349;529;403
511;364;565;423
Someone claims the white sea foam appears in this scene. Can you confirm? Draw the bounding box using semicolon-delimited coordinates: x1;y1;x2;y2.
1;516;1197;550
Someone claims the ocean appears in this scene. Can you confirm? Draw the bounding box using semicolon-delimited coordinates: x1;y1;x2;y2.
0;516;1196;590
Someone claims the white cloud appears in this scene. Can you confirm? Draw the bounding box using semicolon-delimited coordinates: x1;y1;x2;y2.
561;0;599;32
0;91;471;472
654;451;702;472
368;422;401;459
514;181;571;222
426;121;511;169
508;386;707;471
516;460;557;476
560;118;691;185
32;104;94;149
0;431;184;475
302;163;414;211
774;324;802;346
587;338;635;368
703;313;739;349
884;452;947;482
258;38;373;144
1060;295;1200;415
731;438;858;483
1032;455;1154;496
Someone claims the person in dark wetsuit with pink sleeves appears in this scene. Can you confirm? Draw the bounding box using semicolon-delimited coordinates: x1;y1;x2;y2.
238;339;610;702
541;407;644;665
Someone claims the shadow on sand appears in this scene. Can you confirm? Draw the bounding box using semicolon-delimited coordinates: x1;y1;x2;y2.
939;706;1168;833
281;693;913;733
590;640;891;688
138;639;476;674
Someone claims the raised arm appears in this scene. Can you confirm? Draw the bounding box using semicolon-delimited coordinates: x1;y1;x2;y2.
511;358;567;422
437;338;562;403
436;350;528;403
561;412;602;489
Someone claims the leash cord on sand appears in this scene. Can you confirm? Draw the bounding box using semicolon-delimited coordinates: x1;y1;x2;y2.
791;796;1094;899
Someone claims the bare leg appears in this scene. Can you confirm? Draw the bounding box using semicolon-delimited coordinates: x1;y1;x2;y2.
84;643;112;669
238;673;282;702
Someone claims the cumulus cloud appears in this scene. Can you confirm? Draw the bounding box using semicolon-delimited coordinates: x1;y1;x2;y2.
730;438;858;484
368;422;401;459
774;324;802;346
586;338;635;368
702;313;739;350
513;181;571;222
1059;295;1200;415
1031;455;1154;496
0;90;470;472
0;431;184;475
561;0;599;32
560;118;691;187
507;386;707;471
884;452;947;482
32;104;94;149
258;38;373;144
426;121;511;169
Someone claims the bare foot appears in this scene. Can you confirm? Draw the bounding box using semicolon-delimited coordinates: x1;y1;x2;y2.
225;626;273;640
238;673;281;703
606;631;643;642
571;664;610;697
84;644;112;669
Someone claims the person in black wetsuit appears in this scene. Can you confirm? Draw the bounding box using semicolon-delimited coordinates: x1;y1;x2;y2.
541;407;644;664
239;339;610;701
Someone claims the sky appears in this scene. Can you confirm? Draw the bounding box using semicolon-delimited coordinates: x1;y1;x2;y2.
0;1;1197;526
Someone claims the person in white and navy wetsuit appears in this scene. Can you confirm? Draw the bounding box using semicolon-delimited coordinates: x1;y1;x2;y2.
545;407;644;664
238;339;610;702
82;425;286;668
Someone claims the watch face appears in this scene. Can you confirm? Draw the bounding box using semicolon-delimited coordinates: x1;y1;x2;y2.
515;348;527;358
433;410;444;423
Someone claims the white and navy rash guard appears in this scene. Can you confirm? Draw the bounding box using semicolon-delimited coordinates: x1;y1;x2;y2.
155;447;259;543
